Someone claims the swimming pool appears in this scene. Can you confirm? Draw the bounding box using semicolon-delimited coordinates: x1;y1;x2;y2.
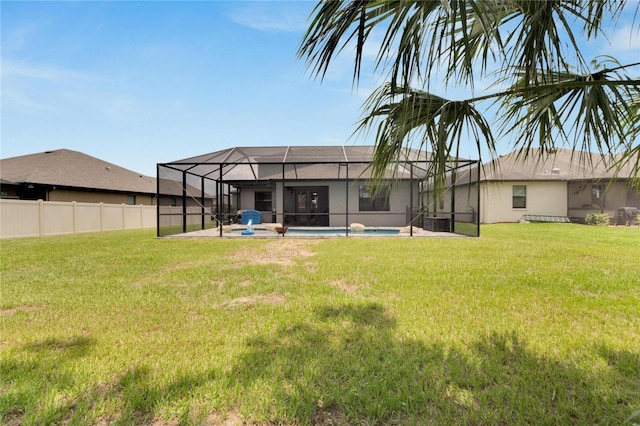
287;228;400;236
229;227;402;237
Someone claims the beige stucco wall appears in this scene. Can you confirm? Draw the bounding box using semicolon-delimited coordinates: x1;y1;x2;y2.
480;181;568;223
48;188;156;205
422;184;479;222
238;186;275;223
324;180;418;227
567;180;640;221
343;180;416;227
239;180;419;227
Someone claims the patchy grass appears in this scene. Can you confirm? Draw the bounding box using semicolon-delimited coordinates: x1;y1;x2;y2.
1;224;638;425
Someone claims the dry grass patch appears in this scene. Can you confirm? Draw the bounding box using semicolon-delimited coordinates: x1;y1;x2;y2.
160;259;215;273
313;404;350;426
219;294;287;308
0;306;43;316
329;279;364;294
225;240;318;266
201;410;244;426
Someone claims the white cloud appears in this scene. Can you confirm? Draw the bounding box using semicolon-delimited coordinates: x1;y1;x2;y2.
607;25;640;52
3;24;35;51
2;59;93;82
1;88;54;114
226;3;311;32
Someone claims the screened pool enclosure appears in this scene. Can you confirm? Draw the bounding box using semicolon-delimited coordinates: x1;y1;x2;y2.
157;146;480;237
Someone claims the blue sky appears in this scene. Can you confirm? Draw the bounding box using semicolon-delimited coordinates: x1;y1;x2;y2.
2;1;639;177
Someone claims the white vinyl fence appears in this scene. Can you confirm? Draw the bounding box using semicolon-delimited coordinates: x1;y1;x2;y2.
0;199;156;239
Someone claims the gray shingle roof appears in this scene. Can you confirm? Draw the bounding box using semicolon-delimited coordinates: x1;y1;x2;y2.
0;149;156;194
482;148;634;181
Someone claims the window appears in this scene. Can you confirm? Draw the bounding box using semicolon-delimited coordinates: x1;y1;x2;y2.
359;185;390;211
512;185;526;208
255;191;272;211
126;195;136;205
591;184;603;204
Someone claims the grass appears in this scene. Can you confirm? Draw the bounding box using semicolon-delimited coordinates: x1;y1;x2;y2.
158;219;219;237
1;224;638;425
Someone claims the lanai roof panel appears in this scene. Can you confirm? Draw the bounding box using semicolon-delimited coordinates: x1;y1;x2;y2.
160;146;468;182
285;146;347;163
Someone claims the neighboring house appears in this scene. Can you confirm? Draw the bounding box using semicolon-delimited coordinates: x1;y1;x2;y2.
439;149;639;224
157;146;480;236
0;149;157;205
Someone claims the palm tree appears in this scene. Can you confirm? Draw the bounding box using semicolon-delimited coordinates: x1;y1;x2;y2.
298;0;640;191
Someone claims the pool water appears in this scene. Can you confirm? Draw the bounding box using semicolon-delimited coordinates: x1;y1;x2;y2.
286;228;400;236
229;226;404;237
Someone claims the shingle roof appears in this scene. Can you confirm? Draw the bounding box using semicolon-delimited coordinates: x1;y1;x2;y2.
481;148;634;181
0;149;156;194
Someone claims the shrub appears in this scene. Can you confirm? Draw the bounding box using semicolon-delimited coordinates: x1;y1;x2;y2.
585;212;611;226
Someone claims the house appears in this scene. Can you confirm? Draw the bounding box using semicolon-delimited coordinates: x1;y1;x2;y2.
157;146;480;237
0;149;158;205
0;149;219;238
435;149;640;224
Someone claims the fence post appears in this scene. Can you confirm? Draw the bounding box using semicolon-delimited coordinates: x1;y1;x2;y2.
72;201;77;234
100;203;104;231
122;203;126;230
38;199;44;237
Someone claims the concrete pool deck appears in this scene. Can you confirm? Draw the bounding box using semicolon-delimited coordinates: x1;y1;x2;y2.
165;225;468;239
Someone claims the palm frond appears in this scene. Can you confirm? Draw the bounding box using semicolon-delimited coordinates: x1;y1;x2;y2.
299;1;510;91
502;1;580;84
356;83;496;196
611;93;640;190
500;59;639;161
612;144;640;191
582;0;627;38
300;0;639;192
298;0;376;83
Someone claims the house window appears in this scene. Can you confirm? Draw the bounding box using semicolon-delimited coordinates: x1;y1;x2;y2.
126;195;136;205
512;185;526;209
591;184;603;204
359;185;390;211
168;197;177;207
255;191;272;211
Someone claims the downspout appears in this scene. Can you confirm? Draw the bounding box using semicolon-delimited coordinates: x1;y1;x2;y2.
566;179;570;222
345;163;349;236
410;163;414;236
450;166;456;233
477;162;481;237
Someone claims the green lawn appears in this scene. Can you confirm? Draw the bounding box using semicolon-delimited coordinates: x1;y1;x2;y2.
1;224;639;425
